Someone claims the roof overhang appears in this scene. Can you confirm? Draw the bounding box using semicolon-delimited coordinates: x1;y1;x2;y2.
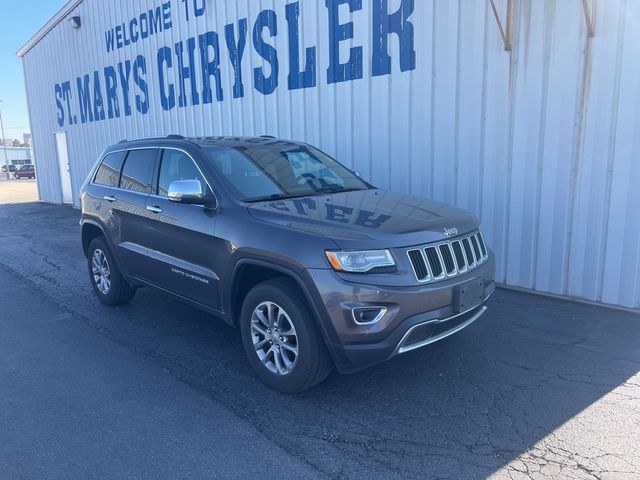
17;0;83;57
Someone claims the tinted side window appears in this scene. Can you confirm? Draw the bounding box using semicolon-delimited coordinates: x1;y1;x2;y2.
119;149;157;193
94;152;125;187
157;150;210;196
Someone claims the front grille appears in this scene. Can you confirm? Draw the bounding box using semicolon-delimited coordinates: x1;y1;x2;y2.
407;231;489;283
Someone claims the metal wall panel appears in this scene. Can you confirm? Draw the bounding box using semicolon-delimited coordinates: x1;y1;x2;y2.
20;0;640;309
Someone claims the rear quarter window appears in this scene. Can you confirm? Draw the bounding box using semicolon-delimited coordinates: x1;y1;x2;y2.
94;152;125;187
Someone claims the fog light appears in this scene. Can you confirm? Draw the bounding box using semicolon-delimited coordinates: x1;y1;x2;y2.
352;307;387;325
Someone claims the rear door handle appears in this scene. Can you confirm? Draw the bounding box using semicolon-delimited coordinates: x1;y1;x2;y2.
146;205;163;214
103;195;116;202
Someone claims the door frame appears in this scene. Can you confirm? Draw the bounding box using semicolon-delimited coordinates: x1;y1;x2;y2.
54;131;73;204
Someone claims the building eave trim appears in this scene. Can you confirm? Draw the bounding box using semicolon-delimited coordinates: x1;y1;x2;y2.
16;0;83;57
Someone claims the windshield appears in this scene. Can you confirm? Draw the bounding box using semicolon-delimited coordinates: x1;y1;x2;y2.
205;144;371;201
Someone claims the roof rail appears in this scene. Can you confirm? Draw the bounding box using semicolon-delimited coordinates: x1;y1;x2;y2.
118;139;128;144
166;134;186;140
260;135;276;139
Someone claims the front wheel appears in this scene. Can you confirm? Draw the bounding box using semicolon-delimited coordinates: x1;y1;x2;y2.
240;278;333;394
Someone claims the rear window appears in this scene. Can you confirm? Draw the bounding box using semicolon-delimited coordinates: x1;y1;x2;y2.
119;149;157;193
94;152;125;187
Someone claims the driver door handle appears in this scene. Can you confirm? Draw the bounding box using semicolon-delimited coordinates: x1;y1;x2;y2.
146;205;163;214
103;195;116;202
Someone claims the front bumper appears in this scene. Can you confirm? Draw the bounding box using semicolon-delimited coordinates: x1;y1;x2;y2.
306;252;495;373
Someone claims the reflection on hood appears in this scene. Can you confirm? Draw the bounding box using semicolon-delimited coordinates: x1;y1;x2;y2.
248;189;478;247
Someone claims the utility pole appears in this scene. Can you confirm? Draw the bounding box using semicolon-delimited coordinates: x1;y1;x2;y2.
0;101;10;180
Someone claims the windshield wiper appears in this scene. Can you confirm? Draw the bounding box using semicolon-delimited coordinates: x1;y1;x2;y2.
246;187;367;203
245;192;314;203
315;187;366;194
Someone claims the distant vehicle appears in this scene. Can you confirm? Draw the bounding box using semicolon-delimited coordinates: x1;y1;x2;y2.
14;165;35;179
1;164;17;173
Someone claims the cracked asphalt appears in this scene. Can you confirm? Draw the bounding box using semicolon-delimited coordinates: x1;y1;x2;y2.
0;200;639;479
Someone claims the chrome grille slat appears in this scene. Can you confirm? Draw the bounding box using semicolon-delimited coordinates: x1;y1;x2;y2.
438;243;456;275
406;231;489;284
451;241;467;272
461;238;476;267
407;248;430;282
476;232;487;257
470;235;482;262
425;246;445;279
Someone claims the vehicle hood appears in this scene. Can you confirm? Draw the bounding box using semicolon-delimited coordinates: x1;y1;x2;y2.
246;189;479;249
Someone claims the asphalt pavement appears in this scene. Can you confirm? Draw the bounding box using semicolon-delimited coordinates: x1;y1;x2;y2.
0;200;639;480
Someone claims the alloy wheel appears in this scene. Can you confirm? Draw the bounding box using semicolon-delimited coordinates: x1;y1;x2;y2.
250;301;299;375
91;249;111;295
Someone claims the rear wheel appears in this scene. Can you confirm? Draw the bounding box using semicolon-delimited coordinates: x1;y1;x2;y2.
240;278;333;394
87;236;136;306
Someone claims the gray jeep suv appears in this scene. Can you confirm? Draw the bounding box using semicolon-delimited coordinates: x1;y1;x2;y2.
80;136;495;393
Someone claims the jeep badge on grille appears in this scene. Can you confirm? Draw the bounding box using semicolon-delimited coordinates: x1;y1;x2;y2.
444;227;459;237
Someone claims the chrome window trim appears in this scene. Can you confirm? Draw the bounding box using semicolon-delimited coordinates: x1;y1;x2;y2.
90;145;219;209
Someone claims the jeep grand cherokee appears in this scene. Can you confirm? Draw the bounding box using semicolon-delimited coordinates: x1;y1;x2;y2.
80;136;495;393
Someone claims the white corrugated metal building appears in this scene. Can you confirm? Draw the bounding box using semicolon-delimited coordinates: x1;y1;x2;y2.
17;0;640;311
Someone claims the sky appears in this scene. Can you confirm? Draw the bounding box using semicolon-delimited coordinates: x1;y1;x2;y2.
0;0;67;141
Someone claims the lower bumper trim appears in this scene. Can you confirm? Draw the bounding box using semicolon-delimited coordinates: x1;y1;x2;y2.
392;305;488;356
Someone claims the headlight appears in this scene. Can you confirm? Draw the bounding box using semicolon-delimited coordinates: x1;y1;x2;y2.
325;250;395;273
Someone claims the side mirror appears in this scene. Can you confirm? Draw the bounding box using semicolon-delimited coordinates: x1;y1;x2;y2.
168;179;217;208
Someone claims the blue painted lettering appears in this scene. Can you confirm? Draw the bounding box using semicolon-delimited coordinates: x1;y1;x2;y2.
104;66;120;119
326;0;363;84
158;47;176;111
175;37;200;107
286;2;316;90
225;19;248;99
372;0;416;76
253;10;279;95
199;32;223;103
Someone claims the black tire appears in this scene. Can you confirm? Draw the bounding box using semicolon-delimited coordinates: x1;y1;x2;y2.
87;236;136;306
240;278;333;394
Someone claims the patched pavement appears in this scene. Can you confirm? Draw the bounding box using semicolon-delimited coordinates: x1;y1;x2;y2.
0;200;639;479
